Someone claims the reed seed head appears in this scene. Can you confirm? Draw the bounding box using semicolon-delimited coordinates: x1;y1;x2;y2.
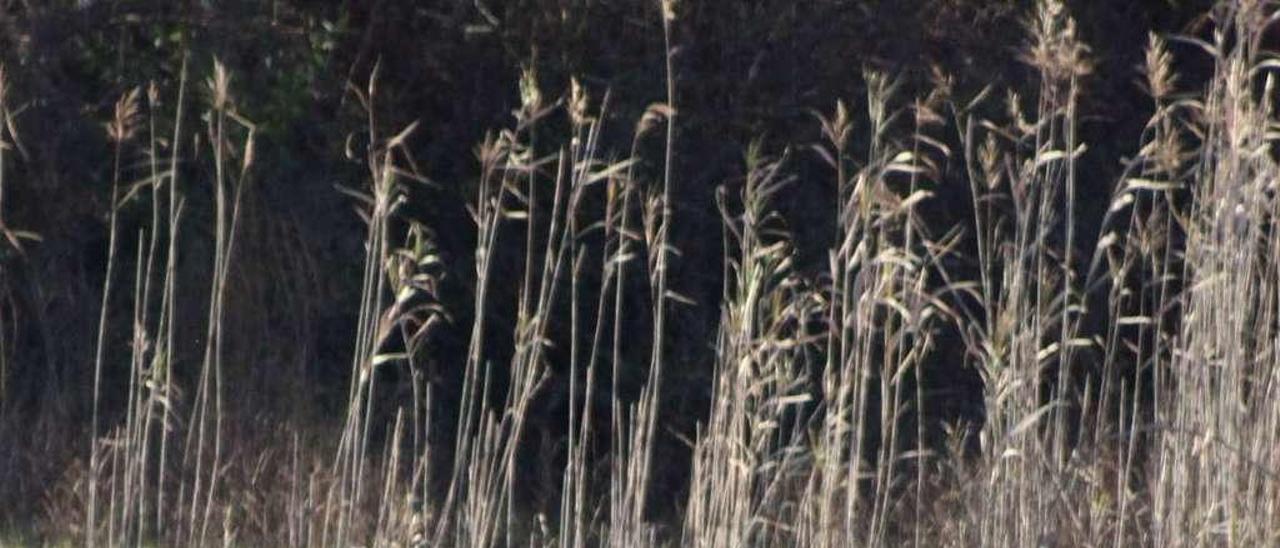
107;87;142;144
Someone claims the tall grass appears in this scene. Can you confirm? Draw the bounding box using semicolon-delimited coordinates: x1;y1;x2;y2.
1152;2;1280;543
15;0;1280;545
952;2;1095;544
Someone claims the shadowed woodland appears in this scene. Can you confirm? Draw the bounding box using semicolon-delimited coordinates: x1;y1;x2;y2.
6;0;1280;545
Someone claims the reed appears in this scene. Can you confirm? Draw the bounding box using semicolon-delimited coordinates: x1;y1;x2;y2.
23;0;1280;546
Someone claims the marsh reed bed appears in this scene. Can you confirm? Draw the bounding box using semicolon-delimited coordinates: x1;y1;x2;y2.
3;0;1280;545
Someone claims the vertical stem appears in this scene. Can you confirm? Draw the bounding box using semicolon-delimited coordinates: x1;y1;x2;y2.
639;1;678;521
89;113;128;548
156;53;187;540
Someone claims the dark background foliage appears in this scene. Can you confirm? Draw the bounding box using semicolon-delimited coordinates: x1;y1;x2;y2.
0;0;1216;530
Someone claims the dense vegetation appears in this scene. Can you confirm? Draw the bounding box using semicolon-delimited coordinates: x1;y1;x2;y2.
6;0;1280;545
